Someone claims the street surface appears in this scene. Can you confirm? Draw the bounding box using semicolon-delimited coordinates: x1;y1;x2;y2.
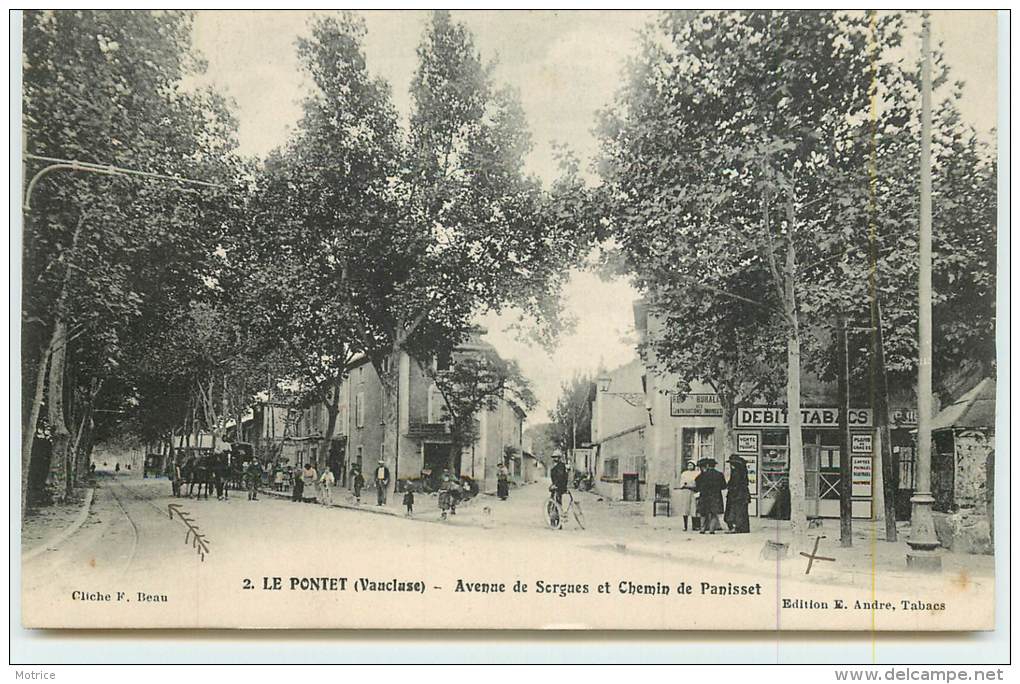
21;473;994;630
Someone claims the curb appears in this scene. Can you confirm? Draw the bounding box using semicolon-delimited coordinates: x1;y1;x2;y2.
258;487;481;525
258;487;405;518
22;487;95;562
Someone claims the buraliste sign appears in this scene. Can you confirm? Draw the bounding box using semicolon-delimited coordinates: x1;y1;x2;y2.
734;406;873;428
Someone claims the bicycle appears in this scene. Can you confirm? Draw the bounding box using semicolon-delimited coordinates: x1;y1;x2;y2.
545;487;585;530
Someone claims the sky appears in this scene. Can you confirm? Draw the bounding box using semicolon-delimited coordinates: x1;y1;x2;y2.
188;10;998;424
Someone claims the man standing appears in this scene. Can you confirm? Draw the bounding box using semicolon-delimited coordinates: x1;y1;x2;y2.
171;459;182;498
695;458;726;534
291;465;304;502
351;464;365;503
374;459;390;506
550;457;568;506
246;459;263;501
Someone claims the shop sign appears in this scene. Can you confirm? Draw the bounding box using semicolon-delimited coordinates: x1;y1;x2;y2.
890;408;918;426
737;433;759;453
670;392;723;417
851;434;873;453
735;406;873;428
851;455;872;497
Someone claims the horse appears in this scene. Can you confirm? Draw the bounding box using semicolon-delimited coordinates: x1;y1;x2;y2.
187;455;214;499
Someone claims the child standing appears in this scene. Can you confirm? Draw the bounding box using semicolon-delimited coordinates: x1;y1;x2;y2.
403;487;414;516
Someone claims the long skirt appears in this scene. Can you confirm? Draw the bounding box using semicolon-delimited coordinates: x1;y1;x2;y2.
675;488;698;517
724;493;750;533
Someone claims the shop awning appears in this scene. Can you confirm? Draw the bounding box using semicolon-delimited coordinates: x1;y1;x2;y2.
931;378;996;431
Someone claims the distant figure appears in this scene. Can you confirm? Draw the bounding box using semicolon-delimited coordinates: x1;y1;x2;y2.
403;487;414;516
171;461;182;498
301;464;317;503
695;458;726;534
115;463;120;473
274;467;285;492
439;470;458;518
351;464;365;503
291;465;304;502
677;461;700;532
246;459;263;501
550;458;568;506
724;455;751;534
496;463;510;501
374;459;390;506
319;466;335;506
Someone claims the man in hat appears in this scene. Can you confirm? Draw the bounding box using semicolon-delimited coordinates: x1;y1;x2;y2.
695;457;726;534
724;454;751;533
374;459;391;506
549;456;569;506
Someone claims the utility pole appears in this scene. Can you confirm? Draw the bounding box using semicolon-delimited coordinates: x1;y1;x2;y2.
906;11;942;572
837;315;852;547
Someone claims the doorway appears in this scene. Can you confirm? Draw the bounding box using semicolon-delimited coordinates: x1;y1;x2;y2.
423;442;456;487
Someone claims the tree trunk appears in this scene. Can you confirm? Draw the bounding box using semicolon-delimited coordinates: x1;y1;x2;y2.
24;212;88;512
321;382;341;473
870;298;898;541
378;351;401;490
784;239;808;543
717;392;737;457
47;320;72;502
22;338;52;513
70;377;101;488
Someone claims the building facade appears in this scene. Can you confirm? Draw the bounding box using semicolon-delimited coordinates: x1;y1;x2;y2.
590;359;648;501
270;329;526;495
628;297;912;522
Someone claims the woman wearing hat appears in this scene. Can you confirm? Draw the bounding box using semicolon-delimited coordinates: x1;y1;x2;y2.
695;458;726;534
724;455;751;533
676;461;700;531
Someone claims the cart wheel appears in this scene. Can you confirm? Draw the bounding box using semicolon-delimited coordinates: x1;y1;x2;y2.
545;498;562;530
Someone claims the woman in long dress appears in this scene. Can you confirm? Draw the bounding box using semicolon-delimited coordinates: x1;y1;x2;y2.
676;461;699;531
724;454;751;533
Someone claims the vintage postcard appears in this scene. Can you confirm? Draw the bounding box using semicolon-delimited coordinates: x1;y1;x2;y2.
18;9;999;631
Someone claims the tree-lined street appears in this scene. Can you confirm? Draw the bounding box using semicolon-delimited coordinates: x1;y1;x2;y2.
20;10;998;634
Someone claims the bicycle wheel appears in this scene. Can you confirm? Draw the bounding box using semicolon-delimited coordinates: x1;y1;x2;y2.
545;498;563;529
572;501;585;530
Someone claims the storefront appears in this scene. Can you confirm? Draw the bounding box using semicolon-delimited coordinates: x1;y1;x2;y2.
733;406;876;519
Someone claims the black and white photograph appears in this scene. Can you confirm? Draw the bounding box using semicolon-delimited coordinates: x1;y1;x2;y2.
15;9;1001;634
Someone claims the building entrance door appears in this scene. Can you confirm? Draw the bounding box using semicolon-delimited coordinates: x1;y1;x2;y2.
759;430;789;518
804;444;820;518
423;442;455;487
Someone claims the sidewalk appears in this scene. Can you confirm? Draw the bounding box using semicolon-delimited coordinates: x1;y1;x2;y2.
259;482;490;523
264;479;995;589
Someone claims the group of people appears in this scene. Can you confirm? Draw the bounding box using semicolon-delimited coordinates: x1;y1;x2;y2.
284;460;390;507
675;454;751;534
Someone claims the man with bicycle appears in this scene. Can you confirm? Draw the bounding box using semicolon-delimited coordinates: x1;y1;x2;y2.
550;456;568;506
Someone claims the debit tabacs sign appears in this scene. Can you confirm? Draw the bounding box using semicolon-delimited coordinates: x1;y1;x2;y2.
735;406;873;428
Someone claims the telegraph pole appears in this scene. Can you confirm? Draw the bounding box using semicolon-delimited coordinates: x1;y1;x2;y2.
837;315;852;547
906;11;942;571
